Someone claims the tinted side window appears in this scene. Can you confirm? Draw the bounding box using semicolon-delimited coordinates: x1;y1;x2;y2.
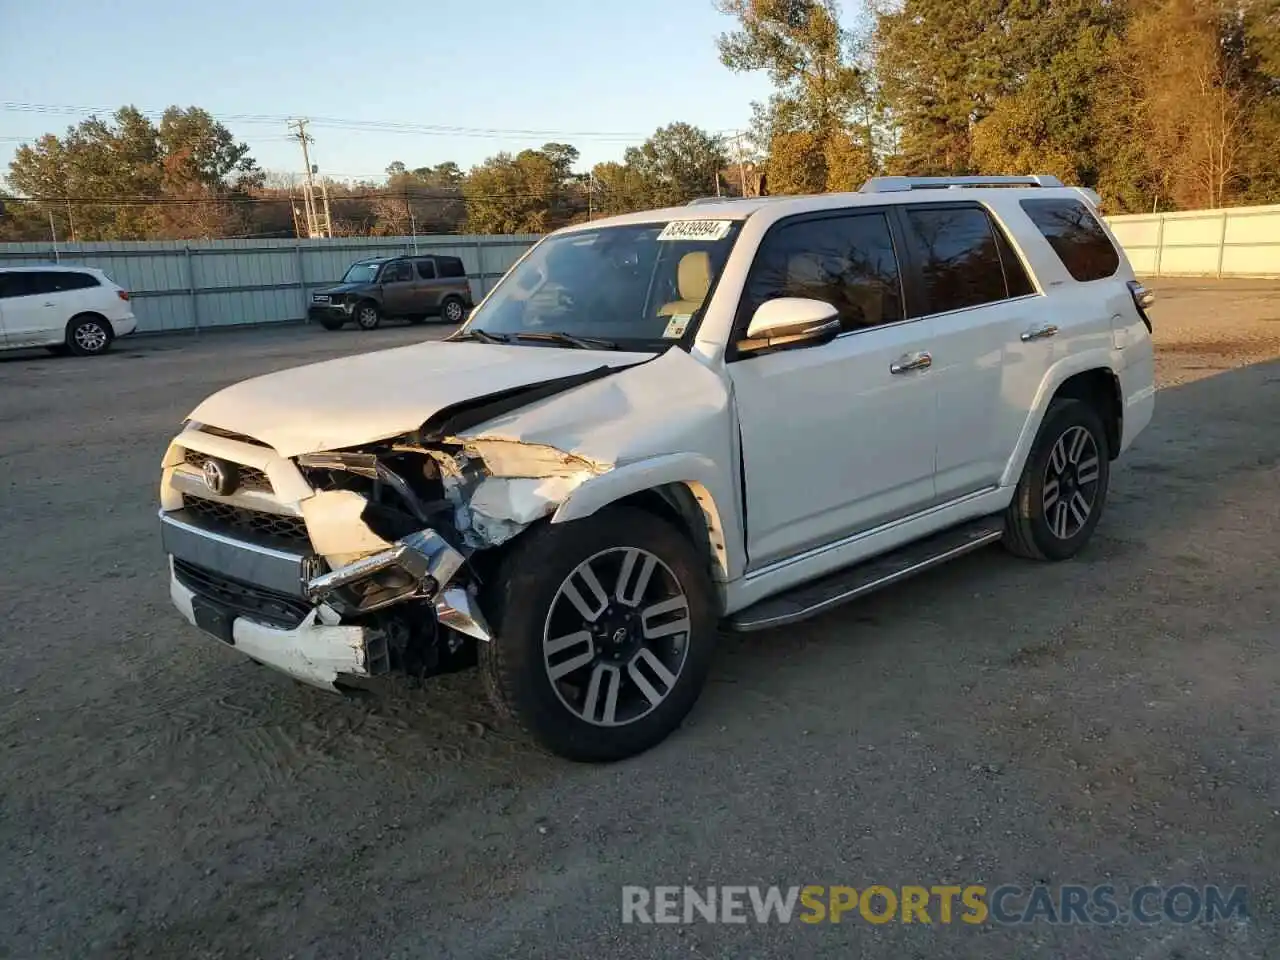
901;206;1008;315
438;256;466;278
0;272;22;298
415;259;436;279
741;212;904;334
384;261;412;282
59;271;100;290
1020;198;1120;282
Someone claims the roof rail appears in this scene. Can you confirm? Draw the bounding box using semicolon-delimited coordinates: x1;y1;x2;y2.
859;175;1065;194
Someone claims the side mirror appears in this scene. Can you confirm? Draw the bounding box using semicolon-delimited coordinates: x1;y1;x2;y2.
739;298;841;353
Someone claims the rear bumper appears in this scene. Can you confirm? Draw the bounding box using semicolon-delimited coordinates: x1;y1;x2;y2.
111;314;137;337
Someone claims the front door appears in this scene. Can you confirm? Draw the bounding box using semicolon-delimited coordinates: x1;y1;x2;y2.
379;260;416;316
727;209;938;569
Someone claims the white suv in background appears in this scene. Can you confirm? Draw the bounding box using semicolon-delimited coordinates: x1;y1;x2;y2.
0;265;137;356
158;174;1156;762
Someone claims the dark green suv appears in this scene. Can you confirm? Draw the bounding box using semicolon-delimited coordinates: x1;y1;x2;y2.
308;255;474;331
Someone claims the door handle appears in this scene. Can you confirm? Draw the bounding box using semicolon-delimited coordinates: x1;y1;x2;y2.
1020;324;1059;342
43;301;56;307
890;351;932;375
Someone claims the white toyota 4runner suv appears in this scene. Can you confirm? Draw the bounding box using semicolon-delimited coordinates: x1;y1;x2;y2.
159;175;1156;761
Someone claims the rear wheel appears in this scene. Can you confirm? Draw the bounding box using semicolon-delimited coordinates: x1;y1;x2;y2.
440;296;466;324
1002;398;1111;561
354;302;381;330
66;314;114;356
480;507;717;762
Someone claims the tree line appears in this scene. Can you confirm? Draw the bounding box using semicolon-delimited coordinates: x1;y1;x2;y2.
3;0;1278;242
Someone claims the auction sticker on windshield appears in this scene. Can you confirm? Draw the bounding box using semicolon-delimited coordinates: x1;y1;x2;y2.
658;220;733;242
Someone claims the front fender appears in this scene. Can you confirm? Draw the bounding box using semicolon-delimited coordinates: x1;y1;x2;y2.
550;453;741;582
1000;348;1122;488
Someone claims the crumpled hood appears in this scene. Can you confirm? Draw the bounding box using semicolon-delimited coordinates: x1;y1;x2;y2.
187;341;653;457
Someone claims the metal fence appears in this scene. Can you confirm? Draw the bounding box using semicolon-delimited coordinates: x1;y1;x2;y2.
3;202;1275;336
1105;203;1280;279
0;234;540;334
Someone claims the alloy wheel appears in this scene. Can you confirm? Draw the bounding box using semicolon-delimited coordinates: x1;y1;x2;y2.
542;547;691;727
74;321;109;353
444;300;464;322
1042;425;1101;540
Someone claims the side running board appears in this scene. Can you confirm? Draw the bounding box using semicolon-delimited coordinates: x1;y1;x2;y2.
726;518;1005;632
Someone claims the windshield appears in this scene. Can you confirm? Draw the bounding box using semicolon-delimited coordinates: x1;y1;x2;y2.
341;261;383;284
464;220;743;349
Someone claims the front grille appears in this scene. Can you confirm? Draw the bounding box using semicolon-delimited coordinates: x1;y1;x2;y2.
183;495;310;544
174;558;313;629
183;449;271;492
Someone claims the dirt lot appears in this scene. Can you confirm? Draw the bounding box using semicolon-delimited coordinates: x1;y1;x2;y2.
1;281;1277;959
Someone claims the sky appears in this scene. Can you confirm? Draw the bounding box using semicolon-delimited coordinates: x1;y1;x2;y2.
0;0;783;186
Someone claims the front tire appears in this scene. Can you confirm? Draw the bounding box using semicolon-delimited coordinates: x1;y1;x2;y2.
354;302;381;330
1002;398;1111;561
67;314;114;356
480;507;717;762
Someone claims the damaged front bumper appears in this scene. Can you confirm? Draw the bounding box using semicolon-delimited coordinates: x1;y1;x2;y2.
160;508;489;690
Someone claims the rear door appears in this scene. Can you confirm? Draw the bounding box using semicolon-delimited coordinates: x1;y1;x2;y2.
379;260;416;315
893;202;1042;502
412;257;443;313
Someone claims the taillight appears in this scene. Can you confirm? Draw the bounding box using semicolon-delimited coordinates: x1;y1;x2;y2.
1127;280;1153;333
117;289;130;301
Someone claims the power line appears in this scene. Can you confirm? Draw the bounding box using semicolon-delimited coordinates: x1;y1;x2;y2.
0;101;670;142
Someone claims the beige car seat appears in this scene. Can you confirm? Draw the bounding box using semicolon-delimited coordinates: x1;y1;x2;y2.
658;251;712;316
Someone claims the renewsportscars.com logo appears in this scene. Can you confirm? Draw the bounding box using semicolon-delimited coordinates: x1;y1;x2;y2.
621;884;1249;926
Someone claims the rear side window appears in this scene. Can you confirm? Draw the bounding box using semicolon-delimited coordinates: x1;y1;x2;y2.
741;212;905;334
437;256;466;278
59;271;100;290
414;259;436;279
900;206;1015;315
1019;198;1119;282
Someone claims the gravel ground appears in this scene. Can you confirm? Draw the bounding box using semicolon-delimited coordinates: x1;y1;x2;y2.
1;283;1277;959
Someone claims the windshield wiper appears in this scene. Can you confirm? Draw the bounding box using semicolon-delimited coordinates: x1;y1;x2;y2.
448;328;510;344
512;331;619;350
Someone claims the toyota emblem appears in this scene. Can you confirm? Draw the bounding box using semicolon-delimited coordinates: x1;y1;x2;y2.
201;458;239;496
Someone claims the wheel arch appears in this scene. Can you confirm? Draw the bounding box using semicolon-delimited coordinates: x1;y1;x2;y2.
66;310;109;332
550;453;739;588
1001;355;1125;488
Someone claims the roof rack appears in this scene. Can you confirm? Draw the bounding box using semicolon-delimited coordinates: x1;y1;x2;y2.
858;175;1065;194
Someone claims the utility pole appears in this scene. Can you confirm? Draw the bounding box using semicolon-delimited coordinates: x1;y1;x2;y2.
65;200;77;243
733;132;749;197
47;208;60;262
405;188;418;252
287;118;331;238
587;172;594;220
